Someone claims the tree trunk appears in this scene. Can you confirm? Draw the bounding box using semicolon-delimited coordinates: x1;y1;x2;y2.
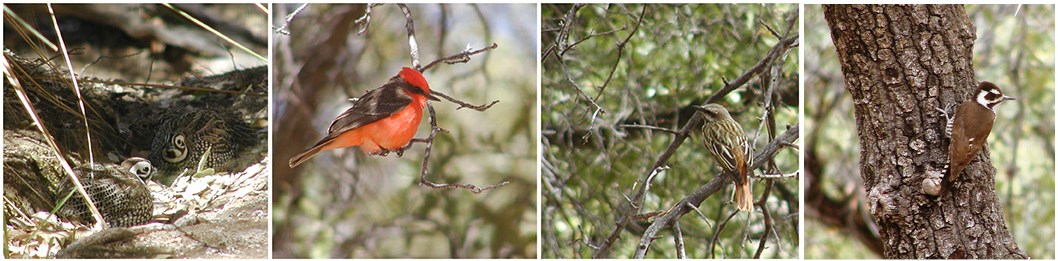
823;5;1027;259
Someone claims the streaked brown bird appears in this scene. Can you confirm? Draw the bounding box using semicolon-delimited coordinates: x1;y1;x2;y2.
938;81;1015;194
695;104;754;212
57;157;154;227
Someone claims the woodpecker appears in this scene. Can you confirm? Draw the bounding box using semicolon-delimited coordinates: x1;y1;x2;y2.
937;81;1015;194
694;104;753;211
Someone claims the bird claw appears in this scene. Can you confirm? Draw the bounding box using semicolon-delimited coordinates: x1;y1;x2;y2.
935;104;955;138
934;105;953;120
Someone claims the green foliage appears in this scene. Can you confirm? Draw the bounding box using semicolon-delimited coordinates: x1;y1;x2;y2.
542;4;799;258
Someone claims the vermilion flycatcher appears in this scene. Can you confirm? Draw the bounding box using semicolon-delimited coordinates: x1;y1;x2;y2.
288;67;438;168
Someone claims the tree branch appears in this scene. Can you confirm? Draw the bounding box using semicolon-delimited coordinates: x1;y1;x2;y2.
632;125;799;258
592;31;799;258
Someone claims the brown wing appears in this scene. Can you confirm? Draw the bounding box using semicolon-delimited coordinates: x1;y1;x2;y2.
703;120;750;184
325;76;414;136
948;102;994;181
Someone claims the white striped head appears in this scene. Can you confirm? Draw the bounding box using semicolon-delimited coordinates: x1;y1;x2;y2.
975;81;1015;111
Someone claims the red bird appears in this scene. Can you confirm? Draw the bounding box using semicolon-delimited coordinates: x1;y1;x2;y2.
289;67;438;168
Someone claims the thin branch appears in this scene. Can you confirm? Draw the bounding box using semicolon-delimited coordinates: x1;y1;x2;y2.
705;34;798;105
709;210;739;258
595;5;646;101
754;180;775;258
673;221;686;259
420;42;499;73
353;3;384;35
274;3;308;35
416;104;510;193
592;31;799;257
758;171;799;179
632;125;799;258
618;124;677;135
397;3;421;69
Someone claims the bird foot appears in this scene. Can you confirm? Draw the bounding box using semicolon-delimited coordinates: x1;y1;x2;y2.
935;104;954;138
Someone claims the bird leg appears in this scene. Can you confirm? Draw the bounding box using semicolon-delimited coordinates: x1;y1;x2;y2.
377;126;448;157
934;104;955;138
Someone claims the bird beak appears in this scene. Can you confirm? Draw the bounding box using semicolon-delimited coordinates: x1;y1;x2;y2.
1003;95;1016;101
690;105;707;112
427;94;440;101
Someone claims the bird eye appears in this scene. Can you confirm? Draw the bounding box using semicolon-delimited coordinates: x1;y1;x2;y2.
164;135;188;163
173;134;186;149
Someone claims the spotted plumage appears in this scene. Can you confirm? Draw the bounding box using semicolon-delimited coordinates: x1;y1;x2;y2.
57;158;154;227
146;108;256;185
696;104;754;211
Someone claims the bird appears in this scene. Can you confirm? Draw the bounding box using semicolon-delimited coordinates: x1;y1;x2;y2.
288;67;439;168
57;157;154;228
148;107;257;185
937;81;1015;194
694;104;754;212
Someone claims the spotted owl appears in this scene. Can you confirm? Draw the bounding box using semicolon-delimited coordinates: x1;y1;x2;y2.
57;158;154;227
147;107;256;185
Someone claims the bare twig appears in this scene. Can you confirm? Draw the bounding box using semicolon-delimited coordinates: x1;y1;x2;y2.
542;4;584;62
274;3;309;35
632;125;799;258
673;221;686;259
705;34;798;105
420;43;499;72
619;124;677;135
397;4;421;69
753;180;775;258
592;32;799;257
709;210;739;258
595;5;646;101
417;104;510;193
431;90;499;111
417;43;501;111
353;3;384;35
758;171;799;179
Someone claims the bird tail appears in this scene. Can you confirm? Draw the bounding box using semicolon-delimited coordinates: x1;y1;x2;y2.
939;164;962;195
288;140;329;168
735;181;753;211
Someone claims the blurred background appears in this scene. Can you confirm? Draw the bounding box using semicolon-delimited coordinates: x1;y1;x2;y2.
270;4;537;258
804;4;1055;259
541;4;799;258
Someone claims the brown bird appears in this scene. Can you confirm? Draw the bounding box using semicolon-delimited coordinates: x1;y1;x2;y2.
938;81;1015;194
695;104;754;211
57;157;154;227
146;108;257;185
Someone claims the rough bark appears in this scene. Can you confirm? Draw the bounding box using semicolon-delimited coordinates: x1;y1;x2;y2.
823;5;1026;259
